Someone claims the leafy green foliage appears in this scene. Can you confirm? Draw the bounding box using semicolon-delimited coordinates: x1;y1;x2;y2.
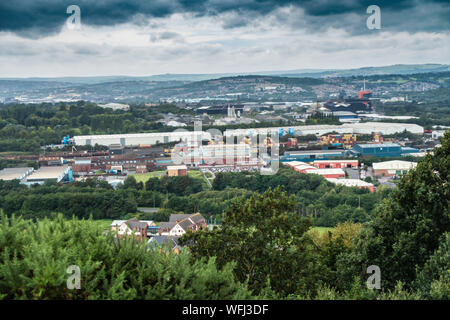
0;212;253;299
180;187;324;297
352;130;450;290
415;233;450;299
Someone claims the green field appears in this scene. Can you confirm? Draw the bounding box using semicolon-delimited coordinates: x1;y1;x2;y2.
132;171;166;183
132;170;211;189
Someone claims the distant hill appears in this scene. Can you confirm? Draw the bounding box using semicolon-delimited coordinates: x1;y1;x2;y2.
1;64;449;83
1;68;449;103
280;64;450;78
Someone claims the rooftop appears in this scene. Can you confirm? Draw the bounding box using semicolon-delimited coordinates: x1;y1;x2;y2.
167;165;188;171
0;167;34;181
313;160;358;163
354;143;400;148
26;165;69;181
326;178;374;188
309;168;346;175
286;150;345;155
372;160;418;170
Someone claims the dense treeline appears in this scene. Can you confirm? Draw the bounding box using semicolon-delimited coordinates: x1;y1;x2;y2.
0;180;137;219
0;165;388;226
0;213;252;299
213;166;389;226
0;102;182;152
0;101;343;152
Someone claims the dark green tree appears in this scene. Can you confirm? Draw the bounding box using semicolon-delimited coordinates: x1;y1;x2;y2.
353;130;450;289
180;186;324;297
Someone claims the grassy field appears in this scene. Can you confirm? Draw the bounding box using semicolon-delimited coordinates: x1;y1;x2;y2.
132;170;211;189
132;171;166;183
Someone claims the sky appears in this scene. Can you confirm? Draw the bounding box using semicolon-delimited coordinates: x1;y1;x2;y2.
0;0;449;77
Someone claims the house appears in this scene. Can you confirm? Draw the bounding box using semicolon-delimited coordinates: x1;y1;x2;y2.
147;235;181;254
159;213;207;236
372;160;417;177
111;218;155;240
167;165;188;176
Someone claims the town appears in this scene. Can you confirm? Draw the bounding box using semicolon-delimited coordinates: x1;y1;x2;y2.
0;0;448;304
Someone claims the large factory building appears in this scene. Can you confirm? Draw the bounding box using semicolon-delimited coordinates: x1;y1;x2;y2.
73;131;212;147
72;122;423;147
350;143;420;158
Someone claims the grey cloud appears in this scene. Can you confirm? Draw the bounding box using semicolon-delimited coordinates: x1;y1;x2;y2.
0;0;448;38
150;31;184;42
0;41;39;56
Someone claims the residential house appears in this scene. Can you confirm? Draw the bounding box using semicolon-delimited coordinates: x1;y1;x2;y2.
111;218;155;240
159;213;207;236
147;235;181;254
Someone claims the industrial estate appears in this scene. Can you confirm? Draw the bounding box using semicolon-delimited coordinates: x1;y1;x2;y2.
0;0;449;304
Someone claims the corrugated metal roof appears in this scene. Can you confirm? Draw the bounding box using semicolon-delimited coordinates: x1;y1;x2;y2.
355;143;400;148
372;160;417;170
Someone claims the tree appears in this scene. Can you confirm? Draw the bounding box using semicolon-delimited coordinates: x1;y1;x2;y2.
354;130;450;289
180;186;324;297
0;212;254;300
414;232;450;299
122;176;142;190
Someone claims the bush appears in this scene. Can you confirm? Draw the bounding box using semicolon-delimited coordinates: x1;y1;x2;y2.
0;212;254;299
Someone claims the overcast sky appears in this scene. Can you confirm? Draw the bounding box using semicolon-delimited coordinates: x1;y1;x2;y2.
0;0;449;77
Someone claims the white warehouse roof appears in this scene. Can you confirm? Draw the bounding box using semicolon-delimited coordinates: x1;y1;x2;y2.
25;165;70;182
308;168;345;175
73;122;424;147
372;160;418;171
326;178;374;188
0;167;34;181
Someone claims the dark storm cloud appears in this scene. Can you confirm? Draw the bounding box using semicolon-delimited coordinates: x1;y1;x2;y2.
0;0;448;38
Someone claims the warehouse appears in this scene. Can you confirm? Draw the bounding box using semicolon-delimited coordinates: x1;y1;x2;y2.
0;167;34;181
72;158;92;175
308;168;346;179
285;161;345;178
401;147;421;155
340;122;423;135
350;143;403;157
372;160;417;177
281;150;346;162
290;163;316;173
284;161;309;168
73;131;212;147
72;122;423;147
332;111;359;123
225;122;423;137
313;160;358;169
23;165;72;185
173;143;252;166
326;178;375;192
